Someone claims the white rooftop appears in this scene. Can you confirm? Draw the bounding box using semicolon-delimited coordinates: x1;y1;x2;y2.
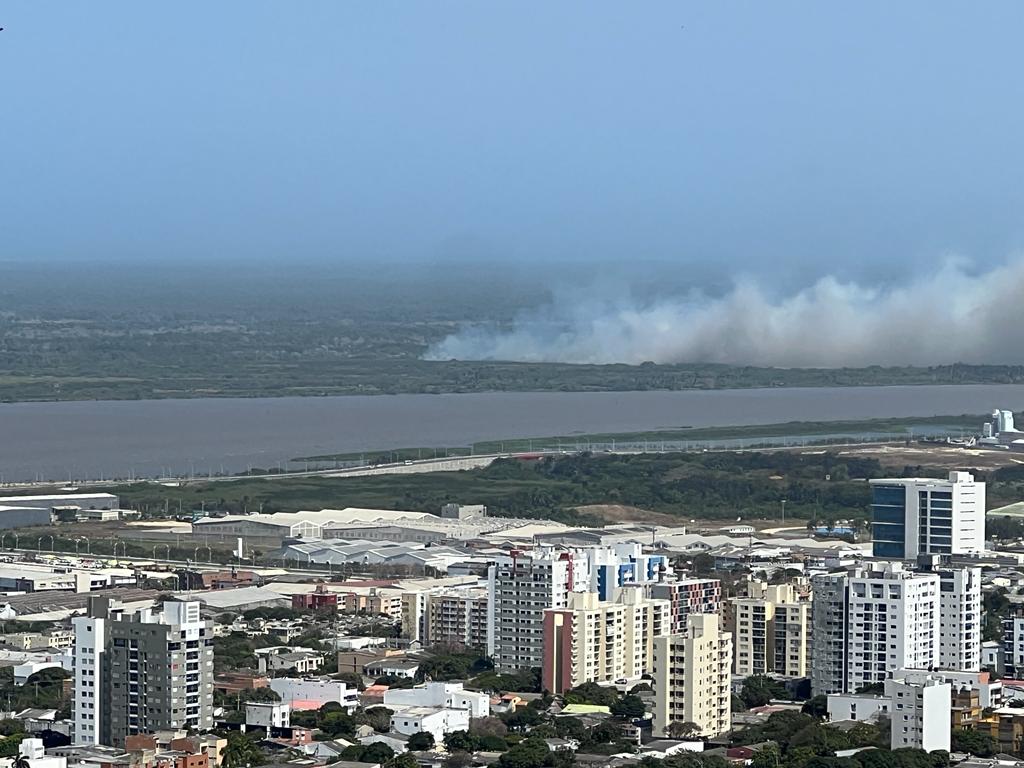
0;493;118;502
195;507;434;527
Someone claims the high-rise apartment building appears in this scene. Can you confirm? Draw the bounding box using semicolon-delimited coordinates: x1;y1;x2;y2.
731;581;811;678
811;562;942;696
810;572;848;697
541;587;670;694
870;471;985;559
73;597;214;747
487;544;674;673
424;587;489;650
651;613;732;738
649;577;721;634
487;548;588;672
404;586;489;649
933;564;982;672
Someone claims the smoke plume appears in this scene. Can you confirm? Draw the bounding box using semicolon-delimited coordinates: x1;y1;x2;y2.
426;259;1024;367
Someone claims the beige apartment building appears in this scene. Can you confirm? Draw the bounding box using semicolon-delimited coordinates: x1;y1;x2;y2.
651;613;732;738
731;580;811;678
541;587;671;694
401;586;489;650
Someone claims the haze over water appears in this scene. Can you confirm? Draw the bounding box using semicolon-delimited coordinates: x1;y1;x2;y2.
0;385;1019;483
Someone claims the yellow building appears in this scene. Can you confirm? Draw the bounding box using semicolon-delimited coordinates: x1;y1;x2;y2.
652;613;732;738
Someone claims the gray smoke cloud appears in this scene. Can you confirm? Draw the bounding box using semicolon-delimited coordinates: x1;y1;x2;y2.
426;258;1024;367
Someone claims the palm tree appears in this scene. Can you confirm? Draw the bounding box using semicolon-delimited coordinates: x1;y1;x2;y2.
13;754;30;768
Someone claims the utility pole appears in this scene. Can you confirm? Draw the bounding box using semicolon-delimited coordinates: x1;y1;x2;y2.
781;499;787;525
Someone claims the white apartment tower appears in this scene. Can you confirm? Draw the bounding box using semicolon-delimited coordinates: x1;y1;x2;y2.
487;548;588;672
870;471;984;559
71;600;108;745
811;562;943;696
651;613;732;739
935;564;982;672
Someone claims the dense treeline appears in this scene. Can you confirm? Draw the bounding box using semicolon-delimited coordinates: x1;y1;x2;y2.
115;450;883;522
108;448;1024;526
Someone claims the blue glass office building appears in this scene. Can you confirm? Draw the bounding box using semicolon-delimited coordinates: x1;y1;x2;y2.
871;484;908;558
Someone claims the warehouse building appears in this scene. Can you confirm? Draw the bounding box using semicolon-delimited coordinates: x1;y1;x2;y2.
0;493;119;511
0;505;55;529
192;508;434;543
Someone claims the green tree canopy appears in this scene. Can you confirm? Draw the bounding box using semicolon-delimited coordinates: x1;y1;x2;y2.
407;732;435;751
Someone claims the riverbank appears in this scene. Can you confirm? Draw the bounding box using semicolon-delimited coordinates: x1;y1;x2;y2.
0;386;1015;483
293;413;985;462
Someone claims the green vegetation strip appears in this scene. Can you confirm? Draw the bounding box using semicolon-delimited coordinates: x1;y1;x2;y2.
101;447;1013;525
293;414;984;462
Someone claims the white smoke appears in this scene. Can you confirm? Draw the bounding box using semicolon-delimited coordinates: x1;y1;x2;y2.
426;258;1024;367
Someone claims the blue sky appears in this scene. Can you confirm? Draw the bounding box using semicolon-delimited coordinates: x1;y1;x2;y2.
2;2;1023;282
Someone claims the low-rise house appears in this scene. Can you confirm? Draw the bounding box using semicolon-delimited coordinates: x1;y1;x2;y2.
360;685;390;706
0;633;52;651
981;707;1024;754
245;702;290;733
292;584;338;612
296;739;357;762
491;694;522;714
255;647;324;674
365;658;419;679
214;671;270;694
544;739;578;753
44;629;74;650
269;678;358;711
390;707;469;743
337;649;402;675
360;732;410;754
383;682;489;718
13;652;72;685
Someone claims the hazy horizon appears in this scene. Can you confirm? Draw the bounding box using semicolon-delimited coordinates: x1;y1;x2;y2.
4;3;1024;367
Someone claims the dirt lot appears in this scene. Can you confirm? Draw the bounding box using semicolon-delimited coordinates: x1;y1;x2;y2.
575;504;684;526
833;443;1024;471
575;504;804;532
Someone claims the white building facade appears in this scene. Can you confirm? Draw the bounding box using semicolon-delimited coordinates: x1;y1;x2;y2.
71;607;107;745
886;672;951;752
936;565;982;672
486;548;588;672
826;670;952;753
268;678;358;711
812;563;948;695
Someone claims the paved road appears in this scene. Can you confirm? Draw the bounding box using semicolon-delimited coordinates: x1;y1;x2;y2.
0;451;541;492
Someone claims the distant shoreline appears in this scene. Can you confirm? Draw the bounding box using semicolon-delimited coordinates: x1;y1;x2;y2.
2;360;1024;404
